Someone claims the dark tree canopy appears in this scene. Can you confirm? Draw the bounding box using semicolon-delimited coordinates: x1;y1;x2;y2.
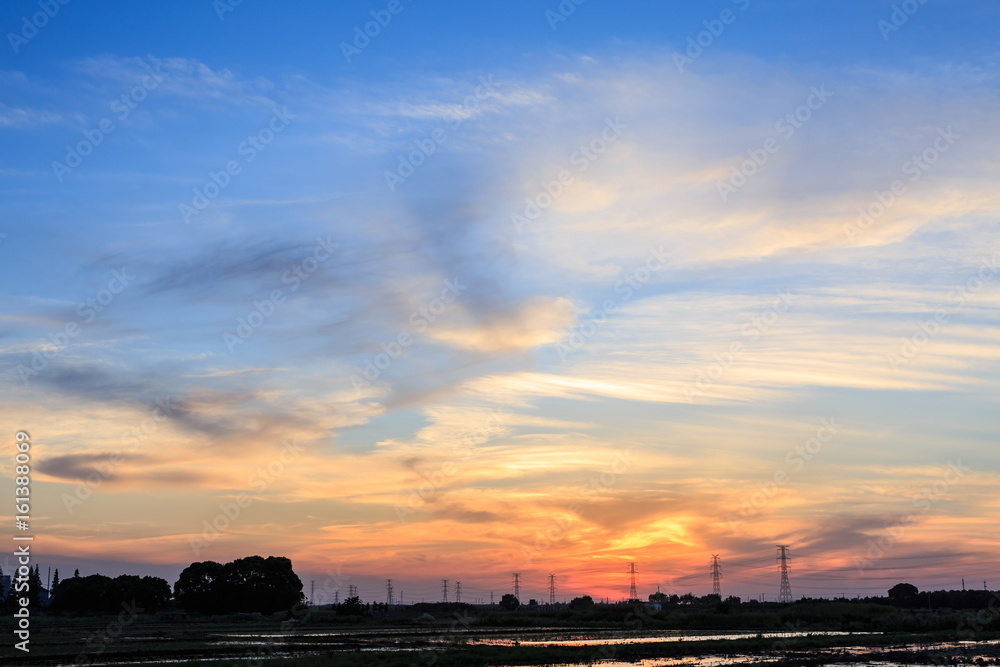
569;595;594;610
51;574;170;613
174;556;303;614
338;595;364;616
888;582;919;601
224;555;304;613
499;593;520;611
112;575;172;612
174;561;226;614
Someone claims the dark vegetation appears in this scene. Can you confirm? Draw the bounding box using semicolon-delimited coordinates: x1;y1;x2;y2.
1;555;303;615
173;556;303;614
51;573;171;613
3;566;999;666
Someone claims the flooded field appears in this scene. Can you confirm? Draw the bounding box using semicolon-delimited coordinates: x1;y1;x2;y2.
3;601;999;667
6;622;998;667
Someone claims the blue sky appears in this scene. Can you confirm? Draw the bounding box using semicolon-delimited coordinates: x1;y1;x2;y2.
1;0;999;603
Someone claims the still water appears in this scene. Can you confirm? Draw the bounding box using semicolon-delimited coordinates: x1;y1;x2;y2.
81;629;999;666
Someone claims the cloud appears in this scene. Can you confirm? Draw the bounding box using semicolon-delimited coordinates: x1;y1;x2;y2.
430;296;577;353
0;102;62;128
3;47;1000;588
37;451;209;486
73;56;278;109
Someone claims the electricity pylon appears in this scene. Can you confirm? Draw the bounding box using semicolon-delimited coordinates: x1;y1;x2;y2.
777;545;792;603
711;554;722;597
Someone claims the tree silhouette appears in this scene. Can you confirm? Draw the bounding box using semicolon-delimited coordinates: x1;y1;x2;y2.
111;575;171;612
52;574;170;613
499;593;520;610
888;582;919;607
223;556;303;614
338;595;364;616
174;561;226;614
28;565;42;610
51;574;112;612
175;556;303;614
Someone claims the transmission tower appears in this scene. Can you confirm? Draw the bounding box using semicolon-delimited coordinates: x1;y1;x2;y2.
711;555;722;597
442;579;449;603
347;584;357;598
455;581;462;603
628;562;638;600
548;574;556;605
386;579;394;606
512;572;521;600
776;545;792;603
334;590;339;604
310;580;315;606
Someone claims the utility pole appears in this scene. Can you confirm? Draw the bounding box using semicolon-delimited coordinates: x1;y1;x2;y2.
776;545;792;603
512;573;521;600
628;562;638;600
548;574;556;605
711;555;722;598
442;579;449;603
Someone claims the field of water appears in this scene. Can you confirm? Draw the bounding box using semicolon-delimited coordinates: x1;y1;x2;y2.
5;621;998;667
0;614;1000;667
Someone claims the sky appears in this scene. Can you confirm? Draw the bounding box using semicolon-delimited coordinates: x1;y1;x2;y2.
1;0;999;605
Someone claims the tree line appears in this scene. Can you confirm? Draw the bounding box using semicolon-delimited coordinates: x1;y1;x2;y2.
1;556;303;615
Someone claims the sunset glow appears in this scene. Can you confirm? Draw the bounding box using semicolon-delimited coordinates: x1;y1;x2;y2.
2;0;999;608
